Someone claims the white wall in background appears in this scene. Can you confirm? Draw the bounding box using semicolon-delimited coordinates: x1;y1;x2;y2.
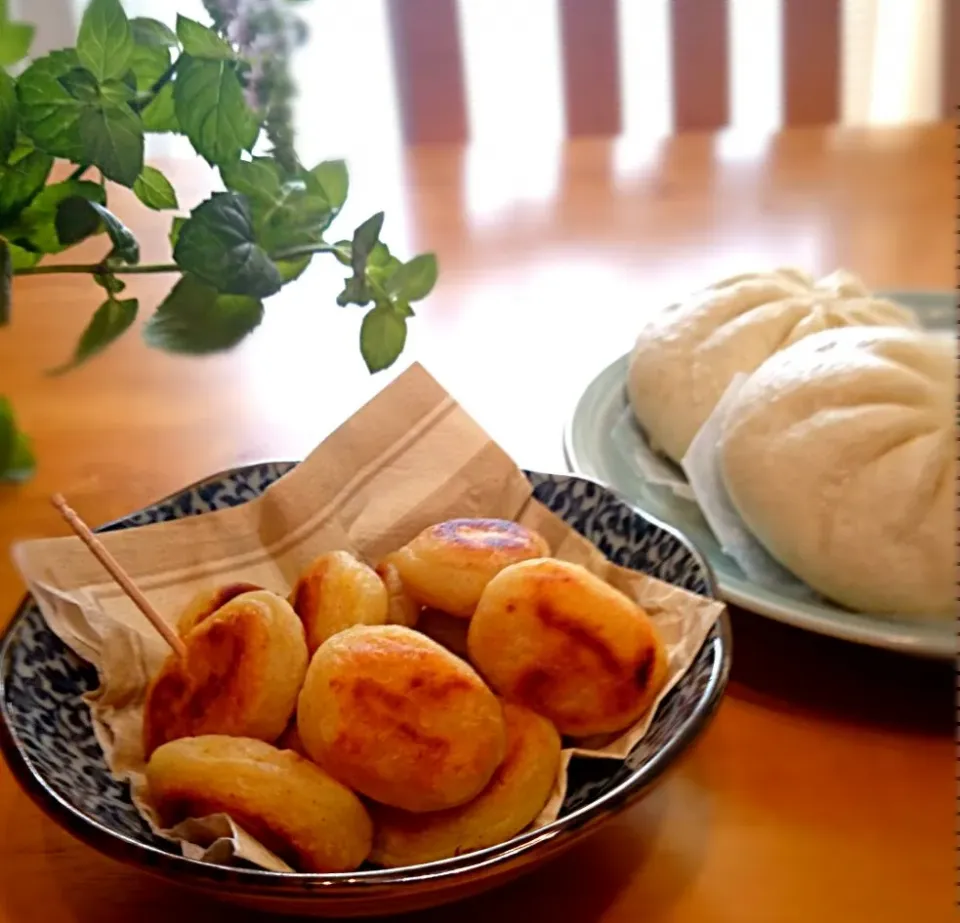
457;0;565;143
617;0;672;137
843;0;944;125
729;0;782;131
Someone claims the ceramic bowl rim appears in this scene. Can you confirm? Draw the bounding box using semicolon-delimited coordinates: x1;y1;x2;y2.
0;462;731;895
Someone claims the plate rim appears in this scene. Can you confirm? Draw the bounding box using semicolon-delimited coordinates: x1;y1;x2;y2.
0;461;732;896
564;290;954;660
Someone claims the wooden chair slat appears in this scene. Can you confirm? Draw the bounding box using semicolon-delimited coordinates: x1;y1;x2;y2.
943;0;959;117
670;0;730;131
559;0;622;137
387;0;469;144
783;0;841;125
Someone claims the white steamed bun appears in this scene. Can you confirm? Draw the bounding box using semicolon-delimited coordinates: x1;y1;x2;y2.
627;269;919;463
719;326;955;617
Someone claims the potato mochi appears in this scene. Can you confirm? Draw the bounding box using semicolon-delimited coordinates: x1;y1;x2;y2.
370;702;560;866
468;559;668;737
297;625;506;812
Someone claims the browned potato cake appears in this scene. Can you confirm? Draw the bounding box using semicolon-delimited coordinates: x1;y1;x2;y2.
297;625;506;812
146;736;372;873
143;590;308;757
467;559;668;737
391;518;550;618
375;555;421;628
370;702;560;867
176;582;263;636
290;551;389;653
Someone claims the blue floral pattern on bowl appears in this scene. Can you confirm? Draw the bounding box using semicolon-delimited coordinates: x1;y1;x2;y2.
0;463;730;913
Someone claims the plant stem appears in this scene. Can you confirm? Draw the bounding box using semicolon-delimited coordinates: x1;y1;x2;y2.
13;243;341;278
15;262;180;276
131;60;179;113
272;242;337;260
67;164;89;181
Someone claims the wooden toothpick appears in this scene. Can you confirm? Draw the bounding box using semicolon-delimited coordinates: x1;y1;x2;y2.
51;494;187;660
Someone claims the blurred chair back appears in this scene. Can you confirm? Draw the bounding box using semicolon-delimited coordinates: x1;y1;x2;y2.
388;0;956;144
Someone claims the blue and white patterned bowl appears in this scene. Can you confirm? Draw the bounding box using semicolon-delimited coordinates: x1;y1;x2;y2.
0;464;731;917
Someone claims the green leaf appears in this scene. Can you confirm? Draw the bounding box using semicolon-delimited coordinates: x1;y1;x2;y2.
306;160;348;211
17;51;87;162
130;17;178;47
387;253;438;303
174;192;281;298
77;0;134;82
364;242;402;287
174;55;259;165
78;102;144;186
143;274;264;354
168;215;185;249
4;430;35;481
220;158;282;208
128;44;169;93
56;197;139;263
19;52;143;184
0;238;10;325
0;22;34;68
221;158;332;252
331;239;351;266
352;212;384;268
0;147;54;226
337;211;383;306
93;271;125;294
258;186;332;252
58;67;101;102
100;77;136;105
360;303;407;373
337;274;368;307
0;396;34;483
12;179;104;253
220;158;281;207
140;82;178;132
0;70;17;163
133;165;177;210
7;241;38;270
50;296;138;375
276;254;311;283
176;15;235;60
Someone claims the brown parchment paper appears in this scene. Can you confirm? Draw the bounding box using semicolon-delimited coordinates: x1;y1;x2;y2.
11;363;725;872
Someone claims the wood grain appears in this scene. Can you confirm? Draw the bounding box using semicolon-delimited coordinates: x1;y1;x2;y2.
783;0;841;124
670;0;730;130
387;0;468;143
0;124;954;923
558;0;622;137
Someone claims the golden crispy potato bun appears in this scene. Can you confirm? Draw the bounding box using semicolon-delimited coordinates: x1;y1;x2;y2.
175;582;263;636
391;518;550;618
374;555;421;628
370;702;560;867
467;559;668;737
297;625;506;812
143;590;308;758
146;736;372;873
290;551;388;653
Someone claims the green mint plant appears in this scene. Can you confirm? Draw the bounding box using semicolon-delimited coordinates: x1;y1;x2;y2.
0;0;436;482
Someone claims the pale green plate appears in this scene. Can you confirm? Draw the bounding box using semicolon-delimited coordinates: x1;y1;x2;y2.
565;292;955;659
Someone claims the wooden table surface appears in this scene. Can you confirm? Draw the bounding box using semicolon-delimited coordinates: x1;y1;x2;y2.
0;123;953;922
